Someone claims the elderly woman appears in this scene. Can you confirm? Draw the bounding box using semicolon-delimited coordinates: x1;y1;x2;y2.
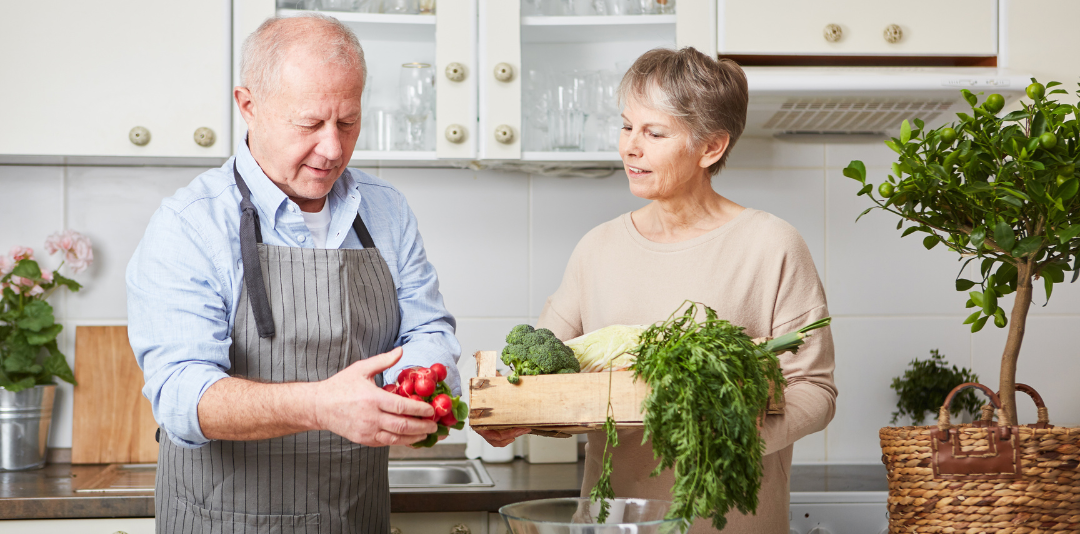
482;47;836;533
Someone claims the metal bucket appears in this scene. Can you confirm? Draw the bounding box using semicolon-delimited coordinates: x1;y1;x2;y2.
0;384;56;471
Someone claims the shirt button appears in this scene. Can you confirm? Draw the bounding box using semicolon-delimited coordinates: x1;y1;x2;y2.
298;235;306;242
236;259;242;269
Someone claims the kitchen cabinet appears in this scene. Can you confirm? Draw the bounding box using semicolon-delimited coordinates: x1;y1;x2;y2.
0;1;232;159
390;511;488;533
270;0;712;164
1;517;155;534
718;0;997;57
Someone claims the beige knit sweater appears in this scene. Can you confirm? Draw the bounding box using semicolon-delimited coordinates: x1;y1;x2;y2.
536;208;837;534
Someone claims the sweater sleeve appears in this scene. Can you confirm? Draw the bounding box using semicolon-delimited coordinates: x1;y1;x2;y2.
536;242;586;341
759;231;837;456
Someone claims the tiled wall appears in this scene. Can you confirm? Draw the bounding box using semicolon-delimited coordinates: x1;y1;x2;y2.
2;137;1078;463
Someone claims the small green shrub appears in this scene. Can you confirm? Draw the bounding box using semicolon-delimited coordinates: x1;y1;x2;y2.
890;349;983;425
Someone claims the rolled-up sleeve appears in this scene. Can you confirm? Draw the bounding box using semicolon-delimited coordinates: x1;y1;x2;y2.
127;207;232;448
383;193;461;395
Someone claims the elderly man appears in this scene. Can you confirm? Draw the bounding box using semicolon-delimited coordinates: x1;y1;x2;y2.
126;14;459;533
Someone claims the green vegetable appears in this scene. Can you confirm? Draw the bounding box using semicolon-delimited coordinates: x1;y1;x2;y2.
501;324;579;384
890;349;983;425
592;301;828;531
588;367;620;523
565;324;647;373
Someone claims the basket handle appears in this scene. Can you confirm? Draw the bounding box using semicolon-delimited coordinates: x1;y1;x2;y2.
937;382;1002;438
1008;383;1052;429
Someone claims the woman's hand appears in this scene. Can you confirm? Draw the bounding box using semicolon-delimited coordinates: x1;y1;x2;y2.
475;427;530;447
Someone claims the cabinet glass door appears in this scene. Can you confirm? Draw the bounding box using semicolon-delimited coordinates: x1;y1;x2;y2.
479;0;677;163
277;0;477;163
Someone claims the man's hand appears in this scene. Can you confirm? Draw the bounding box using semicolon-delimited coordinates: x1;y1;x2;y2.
475;427;530;448
314;347;438;446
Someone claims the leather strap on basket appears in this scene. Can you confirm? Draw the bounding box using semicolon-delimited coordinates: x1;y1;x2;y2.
1013;383;1053;429
933;383;1020;480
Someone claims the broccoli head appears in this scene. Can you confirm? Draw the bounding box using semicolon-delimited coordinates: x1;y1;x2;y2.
501;324;580;384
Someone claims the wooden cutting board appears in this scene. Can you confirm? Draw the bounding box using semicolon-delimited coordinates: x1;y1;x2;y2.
72;325;159;464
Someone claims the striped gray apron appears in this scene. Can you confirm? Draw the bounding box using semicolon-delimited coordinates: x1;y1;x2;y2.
155;164;400;534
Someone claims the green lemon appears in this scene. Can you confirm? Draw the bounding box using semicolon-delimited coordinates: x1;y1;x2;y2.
939;127;957;145
1058;175;1069;186
878;182;895;198
984;94;1005;114
1039;132;1058;149
1026;82;1045;101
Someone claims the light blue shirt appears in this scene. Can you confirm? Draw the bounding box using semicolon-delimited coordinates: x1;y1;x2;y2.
126;139;461;448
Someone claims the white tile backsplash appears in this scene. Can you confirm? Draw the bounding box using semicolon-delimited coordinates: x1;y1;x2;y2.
827;316;974;463
5;140;1077;460
380;167;531;318
65;166;205;320
826;168;972;316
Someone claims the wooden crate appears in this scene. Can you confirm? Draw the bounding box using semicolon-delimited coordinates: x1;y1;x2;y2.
468;351;784;437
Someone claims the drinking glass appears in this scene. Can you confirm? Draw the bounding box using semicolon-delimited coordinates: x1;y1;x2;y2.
418;0;435;14
383;0;418;13
357;0;383;12
521;0;544;16
523;69;551;151
320;0;358;11
365;107;405;151
399;63;436;151
547;72;586;151
278;0;319;8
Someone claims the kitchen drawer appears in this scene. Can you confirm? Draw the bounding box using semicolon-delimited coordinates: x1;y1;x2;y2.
719;0;996;56
391;511;487;534
0;517;155;534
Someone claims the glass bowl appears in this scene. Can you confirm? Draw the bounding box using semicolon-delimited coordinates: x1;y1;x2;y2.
499;498;685;533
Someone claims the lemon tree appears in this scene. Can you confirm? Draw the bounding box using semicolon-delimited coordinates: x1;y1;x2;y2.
844;80;1080;426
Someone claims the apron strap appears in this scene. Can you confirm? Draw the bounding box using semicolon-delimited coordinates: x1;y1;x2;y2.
233;163;276;338
352;213;376;249
233;162;377;339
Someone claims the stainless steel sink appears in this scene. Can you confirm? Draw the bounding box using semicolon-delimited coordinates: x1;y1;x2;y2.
387;459;494;488
75;459;495;492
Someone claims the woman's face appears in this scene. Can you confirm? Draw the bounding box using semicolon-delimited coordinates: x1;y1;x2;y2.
619;97;713;202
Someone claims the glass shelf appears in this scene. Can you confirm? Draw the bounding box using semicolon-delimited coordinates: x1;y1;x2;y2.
521;15;676;43
277;9;435;41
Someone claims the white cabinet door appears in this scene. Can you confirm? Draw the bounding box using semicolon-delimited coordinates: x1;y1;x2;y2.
0;517;155;534
390;511;488;534
478;0;522;160
436;0;479;159
0;1;232;158
719;0;997;56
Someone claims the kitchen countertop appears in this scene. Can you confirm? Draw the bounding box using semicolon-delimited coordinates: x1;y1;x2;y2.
0;459;585;519
0;461;887;520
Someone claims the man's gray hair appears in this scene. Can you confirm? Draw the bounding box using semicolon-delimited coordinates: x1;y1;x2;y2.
240;13;367;98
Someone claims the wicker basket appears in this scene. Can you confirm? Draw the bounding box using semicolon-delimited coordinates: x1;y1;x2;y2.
879;382;1080;533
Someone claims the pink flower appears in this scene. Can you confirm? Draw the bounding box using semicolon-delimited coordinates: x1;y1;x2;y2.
0;255;12;276
27;285;44;297
10;246;34;261
45;230;77;255
45;230;93;275
40;270;53;283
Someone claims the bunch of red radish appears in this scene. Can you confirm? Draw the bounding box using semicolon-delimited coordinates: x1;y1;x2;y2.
383;363;467;447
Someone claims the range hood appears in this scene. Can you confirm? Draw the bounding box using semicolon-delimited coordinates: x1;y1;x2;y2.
743;67;1031;139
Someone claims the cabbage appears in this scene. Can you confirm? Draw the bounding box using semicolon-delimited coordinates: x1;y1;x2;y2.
565;325;648;373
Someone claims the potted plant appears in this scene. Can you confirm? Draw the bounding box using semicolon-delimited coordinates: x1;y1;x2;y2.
0;230;93;470
889;349;982;426
844;80;1079;426
844;80;1080;531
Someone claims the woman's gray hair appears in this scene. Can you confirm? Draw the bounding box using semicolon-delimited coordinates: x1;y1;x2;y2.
618;47;748;175
240;13;367;98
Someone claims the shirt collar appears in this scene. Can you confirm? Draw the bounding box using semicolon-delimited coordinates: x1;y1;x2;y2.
235;133;360;231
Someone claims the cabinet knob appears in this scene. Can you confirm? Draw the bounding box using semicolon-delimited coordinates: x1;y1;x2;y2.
883;24;903;43
194;127;216;147
823;24;843;43
445;124;467;143
128;126;151;146
494;125;515;144
493;62;514;82
445;62;467;82
450;524;471;534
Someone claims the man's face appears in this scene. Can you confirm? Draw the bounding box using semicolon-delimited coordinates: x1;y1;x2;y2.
238;46;363;209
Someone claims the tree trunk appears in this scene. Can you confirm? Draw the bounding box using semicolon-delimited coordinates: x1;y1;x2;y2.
999;261;1034;427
